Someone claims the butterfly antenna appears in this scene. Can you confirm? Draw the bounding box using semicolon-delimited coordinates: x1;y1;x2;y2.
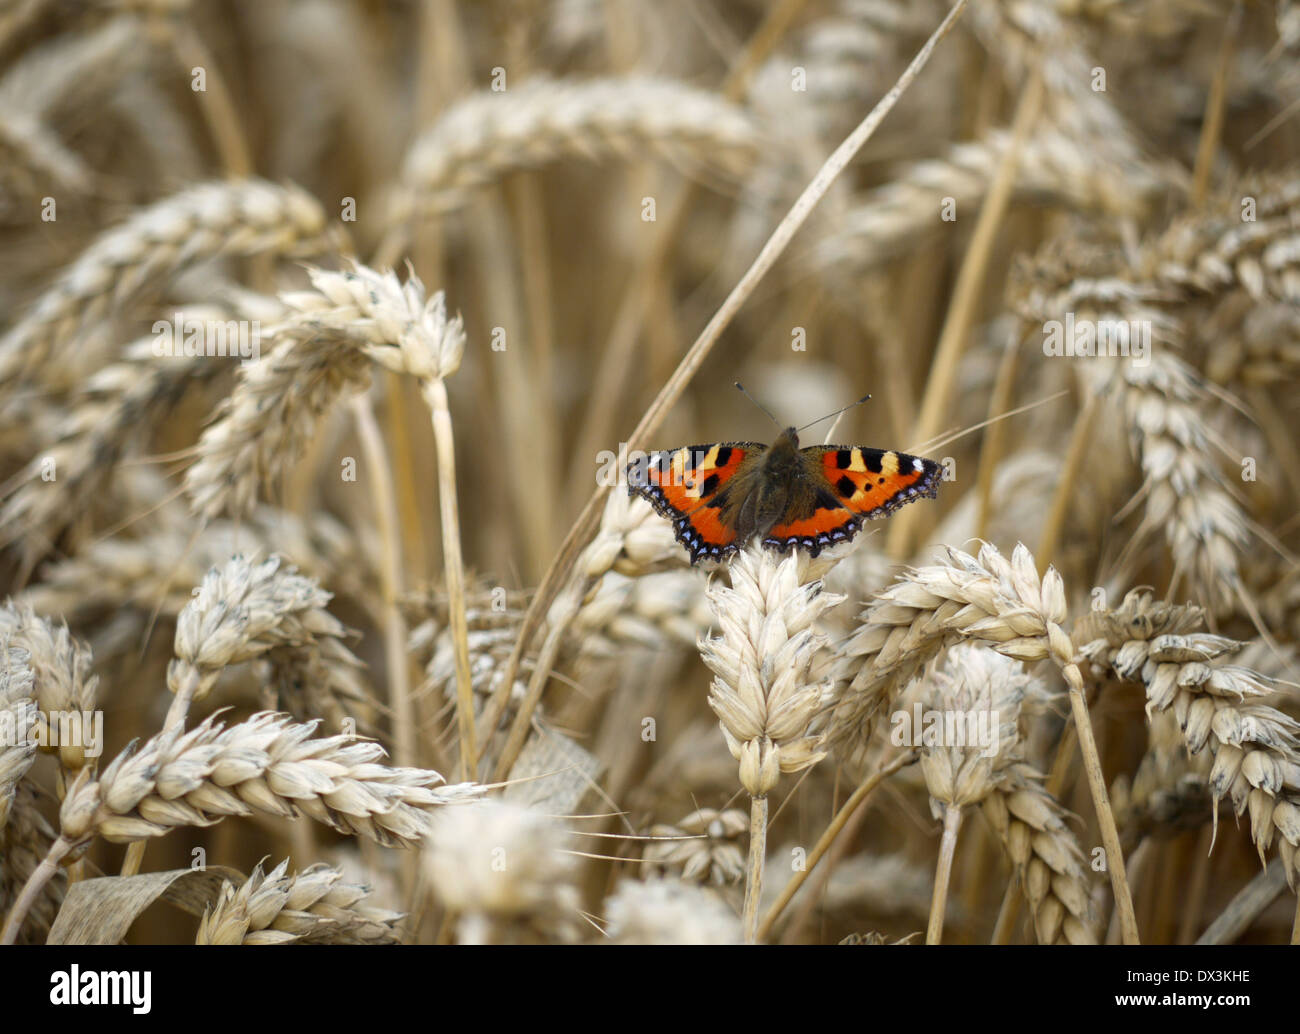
733;382;782;428
796;394;872;433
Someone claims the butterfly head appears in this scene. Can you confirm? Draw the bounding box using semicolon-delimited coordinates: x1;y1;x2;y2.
764;427;804;476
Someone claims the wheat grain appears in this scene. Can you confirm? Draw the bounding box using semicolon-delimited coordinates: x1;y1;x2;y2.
0;338;213;568
1118;355;1252;614
981;758;1099;944
20;509;363;625
168;554;355;706
699;544;845;940
572;570;711;658
829;541;1069;755
641;807;747;886
185;263;463;521
913;645;1097;944
184;322;373;521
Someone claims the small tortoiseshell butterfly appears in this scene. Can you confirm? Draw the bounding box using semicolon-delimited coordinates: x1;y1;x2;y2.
627;387;941;564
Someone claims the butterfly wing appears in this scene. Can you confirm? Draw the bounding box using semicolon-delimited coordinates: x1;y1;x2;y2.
811;446;942;518
628;442;763;563
759;446;941;557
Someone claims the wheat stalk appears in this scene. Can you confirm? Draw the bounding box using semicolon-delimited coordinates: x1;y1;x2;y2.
275;262;469;772
0;112;91;213
914;645;1027;941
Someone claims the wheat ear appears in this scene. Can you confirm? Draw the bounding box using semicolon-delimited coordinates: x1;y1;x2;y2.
197;858;402;944
700;545;840;942
0;712;481;944
1077;590;1300;886
0;180;340;392
831;541;1139;942
0;647;37;832
0;605;98;786
387;76;757;225
916;644;1097;943
423;801;579;944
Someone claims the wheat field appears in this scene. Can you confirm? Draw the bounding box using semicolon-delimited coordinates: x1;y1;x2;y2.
0;0;1298;947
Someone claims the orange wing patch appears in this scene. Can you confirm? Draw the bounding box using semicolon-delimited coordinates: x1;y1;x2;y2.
628;442;761;563
817;447;941;519
628;443;754;521
763;507;861;557
673;503;740;562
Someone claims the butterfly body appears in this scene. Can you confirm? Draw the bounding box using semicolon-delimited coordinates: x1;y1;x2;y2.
628;427;941;564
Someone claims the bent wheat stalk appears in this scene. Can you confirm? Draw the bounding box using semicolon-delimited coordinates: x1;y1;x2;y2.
479;0;971;775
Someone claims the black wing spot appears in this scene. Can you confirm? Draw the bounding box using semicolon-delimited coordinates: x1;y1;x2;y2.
835;449;853;470
714;446;732;467
701;473;720;497
835;475;856;498
815;487;842;510
863;452;884;474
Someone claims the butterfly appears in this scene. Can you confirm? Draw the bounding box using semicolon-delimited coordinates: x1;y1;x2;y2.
627;388;941;564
